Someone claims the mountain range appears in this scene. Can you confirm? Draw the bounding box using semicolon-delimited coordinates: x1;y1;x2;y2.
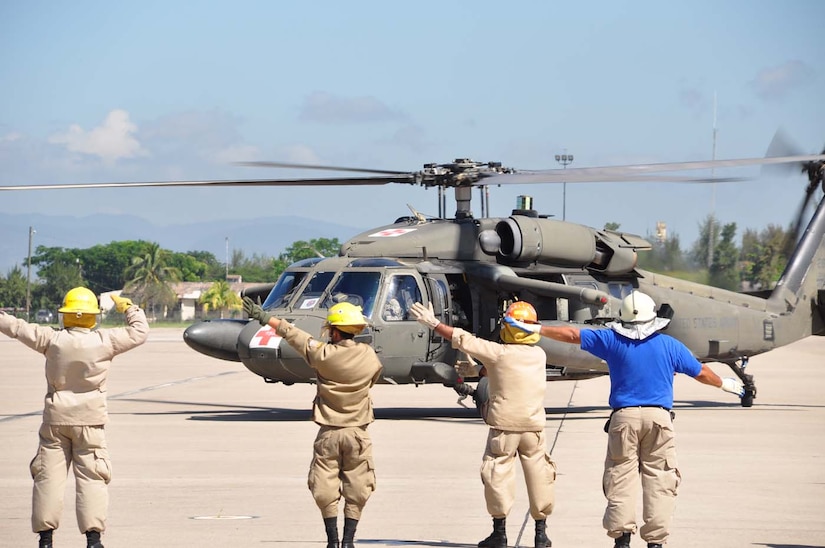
0;212;368;275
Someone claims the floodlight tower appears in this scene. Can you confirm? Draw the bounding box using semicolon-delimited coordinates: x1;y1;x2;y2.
26;226;35;320
555;151;574;220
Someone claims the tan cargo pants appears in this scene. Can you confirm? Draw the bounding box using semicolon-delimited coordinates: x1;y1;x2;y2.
308;425;376;520
480;428;557;520
603;406;681;545
29;423;112;533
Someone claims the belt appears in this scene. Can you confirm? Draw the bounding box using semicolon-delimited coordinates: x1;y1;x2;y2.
613;405;671;412
604;406;675;433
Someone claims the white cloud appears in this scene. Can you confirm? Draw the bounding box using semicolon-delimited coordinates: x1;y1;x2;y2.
299;91;405;124
2;132;22;142
280;144;322;164
48;109;148;163
750;60;816;101
214;144;262;164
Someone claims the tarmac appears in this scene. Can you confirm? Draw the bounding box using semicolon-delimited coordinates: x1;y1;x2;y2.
1;328;824;548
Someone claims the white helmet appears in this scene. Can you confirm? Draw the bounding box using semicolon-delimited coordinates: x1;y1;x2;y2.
618;291;657;323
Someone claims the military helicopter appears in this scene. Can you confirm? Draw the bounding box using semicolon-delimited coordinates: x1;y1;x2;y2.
4;147;824;408
175;149;824;409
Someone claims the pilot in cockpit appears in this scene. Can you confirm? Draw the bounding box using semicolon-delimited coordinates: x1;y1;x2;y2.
382;275;421;321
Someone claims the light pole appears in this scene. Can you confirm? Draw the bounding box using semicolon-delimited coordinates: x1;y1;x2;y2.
225;237;229;280
26;226;35;320
555;151;574;220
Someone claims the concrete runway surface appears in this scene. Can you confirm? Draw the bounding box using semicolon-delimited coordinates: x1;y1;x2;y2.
1;328;824;548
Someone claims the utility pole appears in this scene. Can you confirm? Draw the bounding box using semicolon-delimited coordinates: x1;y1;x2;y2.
555;150;574;220
708;92;718;269
26;226;35;320
225;236;229;280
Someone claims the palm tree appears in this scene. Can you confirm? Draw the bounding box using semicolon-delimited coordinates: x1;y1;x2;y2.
199;280;242;319
124;243;181;320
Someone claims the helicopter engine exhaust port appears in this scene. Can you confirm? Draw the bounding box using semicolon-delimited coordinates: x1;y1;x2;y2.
492;216;641;275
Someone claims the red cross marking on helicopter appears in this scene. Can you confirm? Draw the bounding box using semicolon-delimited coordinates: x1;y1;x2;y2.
368;228;417;238
251;326;282;348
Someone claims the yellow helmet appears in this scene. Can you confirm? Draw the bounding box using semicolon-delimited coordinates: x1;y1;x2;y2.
59;287;101;314
326;302;367;335
59;287;100;329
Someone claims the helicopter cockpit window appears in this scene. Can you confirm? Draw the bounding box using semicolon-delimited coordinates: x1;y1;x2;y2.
262;271;309;309
295;271;336;310
608;282;634;300
382;275;422;321
320;271;382;317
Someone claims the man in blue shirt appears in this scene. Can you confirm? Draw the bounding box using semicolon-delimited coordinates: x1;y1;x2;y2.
505;290;744;548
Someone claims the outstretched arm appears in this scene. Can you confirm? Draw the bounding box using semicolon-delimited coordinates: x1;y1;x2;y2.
503;316;582;344
537;325;582;344
243;296;282;330
694;363;745;397
410;302;454;339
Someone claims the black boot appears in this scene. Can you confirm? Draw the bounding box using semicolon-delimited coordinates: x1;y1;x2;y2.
85;530;104;548
324;516;339;548
38;530;53;548
341;517;358;548
647;544;663;548
534;519;551;548
613;532;631;548
478;517;507;548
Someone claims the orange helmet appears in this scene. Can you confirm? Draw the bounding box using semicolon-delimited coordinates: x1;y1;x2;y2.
504;301;538;323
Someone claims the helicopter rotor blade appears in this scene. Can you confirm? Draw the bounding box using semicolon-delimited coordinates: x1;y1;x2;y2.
478;173;748;185
484;154;825;185
784;147;825;255
236;161;411;176
0;175;417;191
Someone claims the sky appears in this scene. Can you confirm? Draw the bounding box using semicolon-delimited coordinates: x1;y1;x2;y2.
1;0;824;266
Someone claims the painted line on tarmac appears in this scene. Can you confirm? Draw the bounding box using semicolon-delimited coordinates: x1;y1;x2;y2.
0;371;240;423
109;371;239;399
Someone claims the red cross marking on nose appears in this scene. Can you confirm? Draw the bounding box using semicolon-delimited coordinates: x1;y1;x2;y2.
252;326;282;348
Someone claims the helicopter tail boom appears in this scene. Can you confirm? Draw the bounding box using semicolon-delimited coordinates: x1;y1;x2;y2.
767;192;825;340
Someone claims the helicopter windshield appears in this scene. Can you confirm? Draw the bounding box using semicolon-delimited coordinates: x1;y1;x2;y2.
262;271;309;309
293;271;337;311
319;271;382;317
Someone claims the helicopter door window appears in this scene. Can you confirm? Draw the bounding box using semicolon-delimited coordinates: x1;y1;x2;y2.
382;275;422;321
295;271;336;310
321;271;382;317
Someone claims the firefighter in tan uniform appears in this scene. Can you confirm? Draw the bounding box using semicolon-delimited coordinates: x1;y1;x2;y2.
411;300;556;548
0;288;149;548
243;297;382;548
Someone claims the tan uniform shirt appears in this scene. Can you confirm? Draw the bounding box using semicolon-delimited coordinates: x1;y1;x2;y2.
451;327;547;431
0;307;149;425
276;321;383;427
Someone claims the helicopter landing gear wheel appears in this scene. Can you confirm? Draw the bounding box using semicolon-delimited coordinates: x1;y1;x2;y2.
725;357;756;407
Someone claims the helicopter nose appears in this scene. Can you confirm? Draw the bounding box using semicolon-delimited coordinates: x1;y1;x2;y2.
183;319;246;362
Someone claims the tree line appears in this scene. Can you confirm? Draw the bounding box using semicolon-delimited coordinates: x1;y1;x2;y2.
630;215;794;291
0;217;798;317
0;237;341;318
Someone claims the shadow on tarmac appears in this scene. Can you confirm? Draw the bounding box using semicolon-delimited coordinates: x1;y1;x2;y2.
753;544;825;548
113;397;619;422
259;542;477;547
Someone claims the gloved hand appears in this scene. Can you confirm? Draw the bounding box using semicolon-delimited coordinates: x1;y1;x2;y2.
503;315;541;333
243;296;272;326
111;294;134;313
720;377;745;397
410;302;440;329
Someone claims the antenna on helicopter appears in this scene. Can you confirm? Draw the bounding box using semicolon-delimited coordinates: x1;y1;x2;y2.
406;204;427;224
